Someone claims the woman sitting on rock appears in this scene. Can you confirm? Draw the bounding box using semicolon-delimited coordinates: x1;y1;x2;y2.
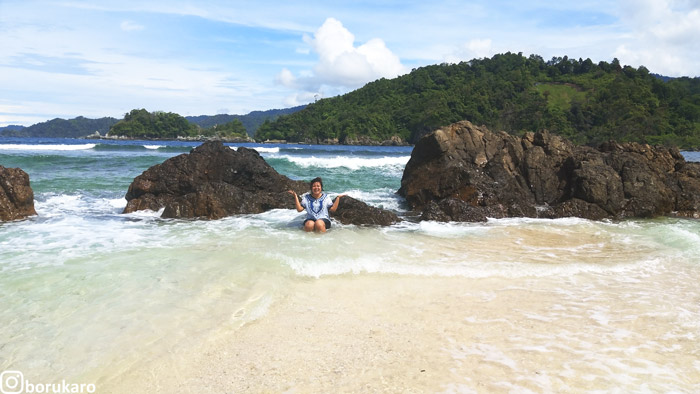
288;177;345;233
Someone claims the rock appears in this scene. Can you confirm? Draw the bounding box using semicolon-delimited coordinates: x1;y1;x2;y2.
398;120;700;221
124;141;308;219
124;141;400;225
331;196;400;226
0;166;37;221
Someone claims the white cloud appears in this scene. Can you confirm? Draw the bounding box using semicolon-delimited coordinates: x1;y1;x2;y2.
275;68;297;88
120;20;145;32
278;17;407;95
283;91;320;107
444;38;494;63
615;0;700;76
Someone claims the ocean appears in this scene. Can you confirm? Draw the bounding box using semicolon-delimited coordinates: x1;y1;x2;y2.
1;138;699;393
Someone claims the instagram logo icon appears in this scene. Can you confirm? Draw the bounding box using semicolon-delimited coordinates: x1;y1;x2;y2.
0;370;95;394
0;371;23;394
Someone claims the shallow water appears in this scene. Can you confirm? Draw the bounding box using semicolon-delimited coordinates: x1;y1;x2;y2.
0;138;699;392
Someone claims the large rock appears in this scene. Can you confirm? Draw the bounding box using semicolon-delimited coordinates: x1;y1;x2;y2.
0;166;37;221
398;120;700;221
124;141;399;225
332;196;400;226
124;141;308;218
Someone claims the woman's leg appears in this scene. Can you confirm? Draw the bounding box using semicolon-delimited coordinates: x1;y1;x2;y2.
303;219;315;232
313;219;327;233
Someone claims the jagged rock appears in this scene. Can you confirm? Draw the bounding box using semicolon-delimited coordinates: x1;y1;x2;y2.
124;141;308;219
332;196;400;226
0;166;37;221
124;141;400;225
398;120;700;221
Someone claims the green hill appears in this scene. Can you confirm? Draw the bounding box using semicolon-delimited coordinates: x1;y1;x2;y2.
255;53;700;149
109;109;199;139
0;125;26;135
1;116;118;138
109;109;269;141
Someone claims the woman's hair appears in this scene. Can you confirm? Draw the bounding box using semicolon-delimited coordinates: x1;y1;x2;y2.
310;177;323;190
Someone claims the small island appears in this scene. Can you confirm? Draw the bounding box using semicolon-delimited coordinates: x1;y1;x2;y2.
104;109;252;142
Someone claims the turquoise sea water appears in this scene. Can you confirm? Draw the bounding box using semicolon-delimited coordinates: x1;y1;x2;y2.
1;138;699;392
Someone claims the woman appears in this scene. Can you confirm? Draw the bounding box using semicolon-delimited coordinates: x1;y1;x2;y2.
288;177;345;233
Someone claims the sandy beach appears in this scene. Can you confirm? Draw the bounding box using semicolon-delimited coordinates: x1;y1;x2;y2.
102;271;700;393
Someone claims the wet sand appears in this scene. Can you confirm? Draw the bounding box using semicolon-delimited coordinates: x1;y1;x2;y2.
102;271;700;393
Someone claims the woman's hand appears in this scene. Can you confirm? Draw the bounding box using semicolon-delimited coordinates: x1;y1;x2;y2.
330;194;347;213
288;190;304;212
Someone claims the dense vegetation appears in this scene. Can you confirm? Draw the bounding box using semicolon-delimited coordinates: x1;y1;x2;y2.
0;116;117;138
255;53;700;149
0;125;26;134
109;109;198;139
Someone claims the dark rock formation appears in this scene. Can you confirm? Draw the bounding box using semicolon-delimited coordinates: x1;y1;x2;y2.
398;120;700;222
124;141;308;219
124;141;399;225
0;166;37;221
332;196;400;226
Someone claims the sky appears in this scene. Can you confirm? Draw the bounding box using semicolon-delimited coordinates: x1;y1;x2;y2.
1;0;699;127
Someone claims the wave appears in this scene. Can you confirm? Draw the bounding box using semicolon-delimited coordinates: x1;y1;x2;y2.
229;146;280;153
88;144;194;154
35;193;127;218
341;188;406;212
279;155;410;170
0;143;96;151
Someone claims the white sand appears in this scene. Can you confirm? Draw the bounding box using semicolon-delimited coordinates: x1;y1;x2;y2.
100;272;700;393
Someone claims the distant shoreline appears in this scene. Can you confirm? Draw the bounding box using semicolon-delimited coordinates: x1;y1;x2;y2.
82;133;254;144
80;133;411;146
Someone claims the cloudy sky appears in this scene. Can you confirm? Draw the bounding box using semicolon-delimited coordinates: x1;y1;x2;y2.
1;0;699;126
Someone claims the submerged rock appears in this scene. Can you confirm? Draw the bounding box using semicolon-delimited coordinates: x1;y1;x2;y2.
0;166;37;221
398;120;700;222
124;141;399;225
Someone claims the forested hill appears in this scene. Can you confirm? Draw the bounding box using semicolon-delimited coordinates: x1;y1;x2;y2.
255;52;700;149
1;117;118;138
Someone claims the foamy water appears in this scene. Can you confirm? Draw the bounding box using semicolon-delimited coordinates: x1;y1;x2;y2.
1;138;699;392
0;143;97;151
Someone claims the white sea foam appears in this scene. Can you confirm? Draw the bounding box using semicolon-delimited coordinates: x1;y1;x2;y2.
252;146;280;153
23;194;679;281
281;154;410;170
123;207;165;219
398;220;487;238
143;145;162;150
35;194;128;218
109;198;127;209
273;244;666;280
229;146;280;153
0;143;96;151
342;188;405;211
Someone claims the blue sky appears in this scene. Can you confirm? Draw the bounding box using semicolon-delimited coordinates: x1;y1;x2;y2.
1;0;699;126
